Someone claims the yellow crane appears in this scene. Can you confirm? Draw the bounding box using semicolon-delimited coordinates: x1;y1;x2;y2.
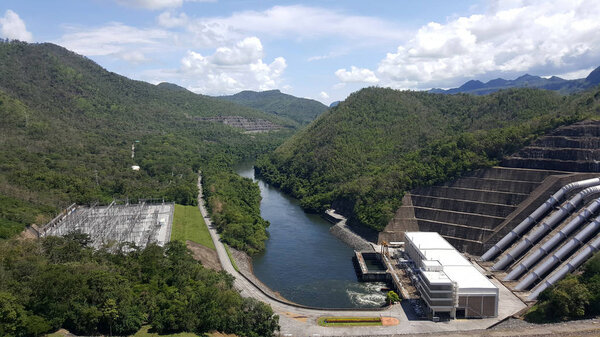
381;240;390;258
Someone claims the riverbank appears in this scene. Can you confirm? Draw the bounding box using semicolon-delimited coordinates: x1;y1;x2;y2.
229;246;301;304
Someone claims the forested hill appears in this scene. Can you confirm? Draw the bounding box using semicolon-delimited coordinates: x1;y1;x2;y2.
430;66;600;95
0;40;292;244
156;81;191;93
219;89;328;124
256;86;600;231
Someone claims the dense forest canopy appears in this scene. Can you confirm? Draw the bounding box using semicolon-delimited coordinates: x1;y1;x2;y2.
0;235;279;336
257;86;600;231
0;40;290;254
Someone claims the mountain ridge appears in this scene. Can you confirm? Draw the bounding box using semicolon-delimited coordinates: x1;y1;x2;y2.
431;66;600;95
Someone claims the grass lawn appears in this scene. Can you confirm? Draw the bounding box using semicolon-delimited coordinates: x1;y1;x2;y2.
171;204;215;250
317;317;383;327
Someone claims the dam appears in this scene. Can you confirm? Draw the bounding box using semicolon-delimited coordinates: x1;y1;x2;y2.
381;120;600;300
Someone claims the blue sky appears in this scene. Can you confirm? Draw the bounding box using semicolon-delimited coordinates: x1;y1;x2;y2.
1;0;599;104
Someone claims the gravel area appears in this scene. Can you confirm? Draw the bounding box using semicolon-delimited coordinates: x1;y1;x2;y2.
490;317;535;330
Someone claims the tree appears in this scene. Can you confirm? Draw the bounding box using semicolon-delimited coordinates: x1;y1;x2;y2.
0;292;51;337
540;276;590;320
386;291;400;305
0;292;25;337
101;299;119;337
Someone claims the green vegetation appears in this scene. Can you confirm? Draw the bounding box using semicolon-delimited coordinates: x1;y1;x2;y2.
47;325;233;337
385;291;400;305
257;86;600;231
317;317;382;327
132;325;200;337
525;251;600;323
171;204;214;250
0;41;289;254
203;169;269;254
224;244;240;273
0;235;279;337
219;89;328;125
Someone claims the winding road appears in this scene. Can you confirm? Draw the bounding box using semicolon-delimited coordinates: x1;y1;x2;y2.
196;175;523;336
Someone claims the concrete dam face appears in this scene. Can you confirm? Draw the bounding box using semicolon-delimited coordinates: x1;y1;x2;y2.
380;120;600;258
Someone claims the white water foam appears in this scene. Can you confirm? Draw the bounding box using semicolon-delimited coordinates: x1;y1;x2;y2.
346;282;387;307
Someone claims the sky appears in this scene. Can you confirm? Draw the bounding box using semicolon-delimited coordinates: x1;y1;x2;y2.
1;0;599;105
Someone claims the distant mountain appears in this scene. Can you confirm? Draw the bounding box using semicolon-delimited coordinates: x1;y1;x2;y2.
431;66;600;95
219;89;328;125
329;101;340;108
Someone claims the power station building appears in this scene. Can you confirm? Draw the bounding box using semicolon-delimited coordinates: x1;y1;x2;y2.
405;232;498;319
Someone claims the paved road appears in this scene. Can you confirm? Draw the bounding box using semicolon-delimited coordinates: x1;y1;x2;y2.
196;175;524;336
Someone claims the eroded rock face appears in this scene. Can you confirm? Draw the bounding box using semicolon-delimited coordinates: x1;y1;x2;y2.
194;116;281;132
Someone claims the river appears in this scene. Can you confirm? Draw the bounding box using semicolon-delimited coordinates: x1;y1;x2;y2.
235;162;386;308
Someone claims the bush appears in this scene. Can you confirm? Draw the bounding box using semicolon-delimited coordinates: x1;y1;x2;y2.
386;291;401;305
525;252;600;322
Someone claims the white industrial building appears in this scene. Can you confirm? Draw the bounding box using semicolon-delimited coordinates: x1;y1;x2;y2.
405;232;498;319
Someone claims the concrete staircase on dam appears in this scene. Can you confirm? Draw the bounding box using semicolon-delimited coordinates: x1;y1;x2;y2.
503;122;600;172
379;120;600;256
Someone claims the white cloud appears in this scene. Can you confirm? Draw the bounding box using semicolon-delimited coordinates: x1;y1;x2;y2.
57;22;173;60
335;66;379;83
116;0;214;10
552;67;596;80
376;0;600;88
177;37;287;94
157;11;189;27
182;5;404;48
212;37;263;65
55;17;286;94
120;50;149;64
0;10;33;42
307;50;347;62
320;91;329;99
